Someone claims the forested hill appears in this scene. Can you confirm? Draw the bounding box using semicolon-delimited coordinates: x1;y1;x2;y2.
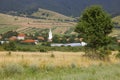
0;0;120;17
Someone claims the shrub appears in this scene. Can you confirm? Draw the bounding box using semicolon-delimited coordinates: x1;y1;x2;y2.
3;63;24;76
98;48;111;61
39;46;48;52
29;64;40;73
40;48;47;52
6;51;12;56
83;47;111;61
116;52;120;59
0;46;5;51
50;54;55;58
3;42;17;51
45;64;55;71
70;63;77;68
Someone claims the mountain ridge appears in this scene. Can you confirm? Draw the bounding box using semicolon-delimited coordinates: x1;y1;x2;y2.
0;0;120;17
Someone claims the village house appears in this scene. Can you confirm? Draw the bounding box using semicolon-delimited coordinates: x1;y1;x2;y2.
9;36;17;41
0;35;2;40
37;36;45;41
0;41;9;44
117;40;120;43
17;33;26;40
21;39;38;45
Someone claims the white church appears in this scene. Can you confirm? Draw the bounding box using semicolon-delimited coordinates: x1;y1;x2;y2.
48;29;87;47
48;29;53;42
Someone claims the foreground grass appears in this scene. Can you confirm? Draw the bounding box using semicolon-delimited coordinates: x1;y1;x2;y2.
0;51;120;80
0;63;120;80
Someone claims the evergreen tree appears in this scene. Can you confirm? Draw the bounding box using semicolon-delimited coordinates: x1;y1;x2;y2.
75;5;113;50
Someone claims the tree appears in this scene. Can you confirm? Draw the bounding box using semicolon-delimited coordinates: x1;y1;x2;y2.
2;31;18;39
75;5;113;53
52;34;61;43
3;41;16;51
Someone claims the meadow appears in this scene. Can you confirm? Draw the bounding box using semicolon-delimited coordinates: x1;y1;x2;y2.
0;13;76;34
0;51;120;80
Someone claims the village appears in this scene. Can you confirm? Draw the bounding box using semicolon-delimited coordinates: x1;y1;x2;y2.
0;29;88;47
0;28;119;47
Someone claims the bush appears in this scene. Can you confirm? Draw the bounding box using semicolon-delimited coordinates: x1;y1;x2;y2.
41;42;51;46
6;51;12;56
45;64;55;71
50;54;55;58
116;52;120;59
3;42;17;51
98;48;111;61
83;47;111;61
3;63;24;76
70;63;77;68
29;64;40;73
40;48;47;52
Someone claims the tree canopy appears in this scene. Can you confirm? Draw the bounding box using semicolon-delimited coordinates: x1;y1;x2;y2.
75;5;113;49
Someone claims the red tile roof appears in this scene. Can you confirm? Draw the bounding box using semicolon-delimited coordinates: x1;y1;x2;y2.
18;33;26;37
37;36;45;40
117;40;120;43
9;36;17;41
22;39;35;43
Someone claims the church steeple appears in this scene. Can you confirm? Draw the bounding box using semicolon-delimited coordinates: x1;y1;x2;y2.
48;29;52;42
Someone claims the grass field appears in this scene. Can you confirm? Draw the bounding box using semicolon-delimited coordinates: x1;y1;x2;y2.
0;51;119;67
0;51;120;80
0;13;76;34
112;16;120;25
0;24;19;34
31;8;75;21
0;13;120;35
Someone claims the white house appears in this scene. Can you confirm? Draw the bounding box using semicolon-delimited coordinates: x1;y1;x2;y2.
0;41;9;44
17;33;26;40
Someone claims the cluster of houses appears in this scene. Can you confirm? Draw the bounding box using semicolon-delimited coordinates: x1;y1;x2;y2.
0;29;88;47
0;29;119;47
0;33;44;45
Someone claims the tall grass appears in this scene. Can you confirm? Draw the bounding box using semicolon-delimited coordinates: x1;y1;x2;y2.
0;51;120;80
0;63;120;80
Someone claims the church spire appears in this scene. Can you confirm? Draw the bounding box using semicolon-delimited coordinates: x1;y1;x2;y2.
48;29;52;42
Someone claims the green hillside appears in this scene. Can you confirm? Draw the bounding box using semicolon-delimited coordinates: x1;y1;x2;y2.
113;16;120;25
0;12;76;34
0;12;120;37
31;8;75;21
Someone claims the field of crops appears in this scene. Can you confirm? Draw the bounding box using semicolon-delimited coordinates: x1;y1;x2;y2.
0;13;76;34
16;26;74;34
0;24;19;34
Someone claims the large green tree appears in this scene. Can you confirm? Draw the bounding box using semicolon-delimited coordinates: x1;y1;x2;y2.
75;5;113;49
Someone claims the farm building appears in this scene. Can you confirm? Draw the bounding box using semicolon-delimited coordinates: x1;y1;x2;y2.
21;39;38;45
51;42;87;47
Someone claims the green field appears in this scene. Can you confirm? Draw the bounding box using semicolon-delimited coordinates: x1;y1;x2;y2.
0;63;120;80
0;50;119;80
0;25;19;34
0;13;76;34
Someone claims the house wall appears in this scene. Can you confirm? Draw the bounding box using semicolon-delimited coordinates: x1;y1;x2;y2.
17;37;25;40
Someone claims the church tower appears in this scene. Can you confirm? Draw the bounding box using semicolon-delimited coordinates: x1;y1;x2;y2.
48;29;52;42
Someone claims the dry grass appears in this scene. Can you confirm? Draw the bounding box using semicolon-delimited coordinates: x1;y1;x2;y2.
109;29;120;37
112;16;120;25
0;51;119;68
